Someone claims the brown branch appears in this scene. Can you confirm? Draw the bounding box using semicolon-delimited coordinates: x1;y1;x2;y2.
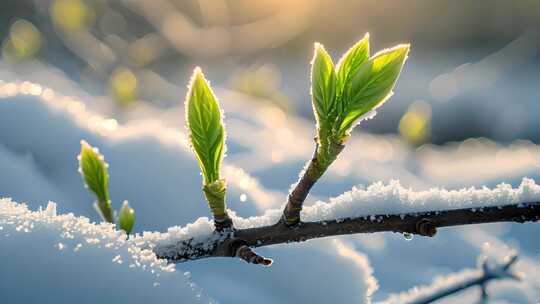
281;143;344;226
155;201;540;264
235;245;273;266
281;149;319;225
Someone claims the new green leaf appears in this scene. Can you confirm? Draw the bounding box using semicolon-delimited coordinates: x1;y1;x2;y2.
185;68;233;228
185;67;225;185
338;44;409;136
311;43;337;126
336;33;370;97
118;200;135;234
78;140;114;223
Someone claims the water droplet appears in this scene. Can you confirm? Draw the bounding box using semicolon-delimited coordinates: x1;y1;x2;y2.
239;194;247;202
403;232;413;241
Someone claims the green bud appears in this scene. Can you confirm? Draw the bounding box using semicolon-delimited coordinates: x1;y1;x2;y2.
185;67;225;185
118;200;135;234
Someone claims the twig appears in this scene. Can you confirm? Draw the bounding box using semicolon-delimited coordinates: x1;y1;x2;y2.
281;145;321;226
155;202;540;263
281;143;344;226
401;253;521;304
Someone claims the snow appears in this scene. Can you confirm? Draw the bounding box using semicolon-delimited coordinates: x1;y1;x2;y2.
303;177;540;222
0;198;213;304
380;252;533;304
133;177;540;264
0;197;376;304
176;177;540;236
381;268;481;304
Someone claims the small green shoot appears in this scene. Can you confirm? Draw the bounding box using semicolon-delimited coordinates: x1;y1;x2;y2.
79;140;114;223
185;67;225;185
185;67;232;229
78;140;136;234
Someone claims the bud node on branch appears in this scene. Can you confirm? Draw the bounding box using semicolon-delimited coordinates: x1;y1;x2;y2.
416;218;437;237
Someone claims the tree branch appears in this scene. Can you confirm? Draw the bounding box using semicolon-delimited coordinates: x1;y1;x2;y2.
155;201;540;264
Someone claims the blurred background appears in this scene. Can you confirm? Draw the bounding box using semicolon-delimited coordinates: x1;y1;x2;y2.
1;1;540;303
1;0;540;144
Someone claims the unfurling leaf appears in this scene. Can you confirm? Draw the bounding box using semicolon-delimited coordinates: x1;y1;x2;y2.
336;33;370;98
337;44;409;136
78;140;114;223
185;67;232;226
185;67;226;185
118;200;135;234
311;43;337;127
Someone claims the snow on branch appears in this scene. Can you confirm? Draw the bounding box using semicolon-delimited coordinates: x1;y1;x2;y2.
381;252;521;304
301;177;540;221
149;178;540;263
2;178;539;266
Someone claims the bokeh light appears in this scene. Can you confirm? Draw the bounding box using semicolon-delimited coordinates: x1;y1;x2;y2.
110;67;138;107
50;0;94;31
398;101;432;146
2;19;43;61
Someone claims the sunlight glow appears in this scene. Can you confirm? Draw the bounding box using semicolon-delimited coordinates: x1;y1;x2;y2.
102;119;118;132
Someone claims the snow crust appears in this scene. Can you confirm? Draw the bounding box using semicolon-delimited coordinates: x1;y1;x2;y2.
0;198;213;304
380;268;480;304
381;252;536;304
0;197;376;304
303;177;540;222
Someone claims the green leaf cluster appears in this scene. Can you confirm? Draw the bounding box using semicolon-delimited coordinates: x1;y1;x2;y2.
310;34;409;170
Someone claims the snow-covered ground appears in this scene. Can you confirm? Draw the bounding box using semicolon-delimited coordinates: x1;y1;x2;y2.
1;68;540;303
0;199;213;304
